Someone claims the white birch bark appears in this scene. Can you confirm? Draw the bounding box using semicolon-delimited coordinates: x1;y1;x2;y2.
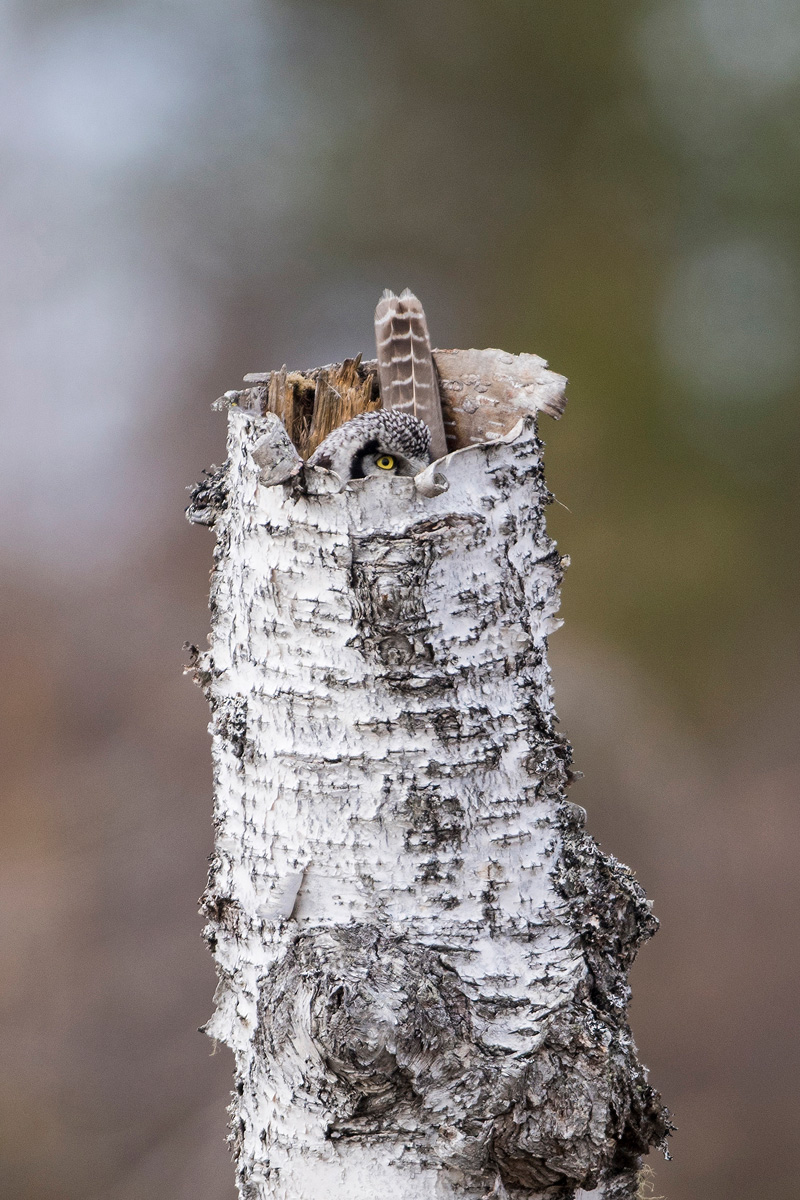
188;356;670;1200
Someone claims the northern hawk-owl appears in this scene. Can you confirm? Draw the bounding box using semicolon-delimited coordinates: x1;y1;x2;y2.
307;289;447;481
307;408;431;480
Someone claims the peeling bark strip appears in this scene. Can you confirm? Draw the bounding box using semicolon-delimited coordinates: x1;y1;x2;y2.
190;349;670;1200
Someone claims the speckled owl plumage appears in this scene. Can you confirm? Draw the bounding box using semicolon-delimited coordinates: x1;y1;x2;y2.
307;409;432;481
305;289;447;483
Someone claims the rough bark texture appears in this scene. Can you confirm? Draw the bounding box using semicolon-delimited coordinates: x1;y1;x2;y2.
188;350;669;1200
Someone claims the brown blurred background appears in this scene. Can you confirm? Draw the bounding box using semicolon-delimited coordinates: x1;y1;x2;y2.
2;2;798;1198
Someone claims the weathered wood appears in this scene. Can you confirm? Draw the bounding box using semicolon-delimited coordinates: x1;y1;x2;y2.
305;356;380;457
434;348;567;445
192;349;669;1200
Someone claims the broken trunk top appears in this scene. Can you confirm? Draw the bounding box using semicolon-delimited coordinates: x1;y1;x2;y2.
216;347;566;460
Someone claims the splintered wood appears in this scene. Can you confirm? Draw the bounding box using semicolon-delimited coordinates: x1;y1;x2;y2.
235;356;380;460
306;357;379;455
222;347;567;460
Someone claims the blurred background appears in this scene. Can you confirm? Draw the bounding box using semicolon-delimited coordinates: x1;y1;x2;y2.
2;1;798;1197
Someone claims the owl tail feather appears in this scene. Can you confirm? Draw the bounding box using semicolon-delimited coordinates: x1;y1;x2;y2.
374;289;448;460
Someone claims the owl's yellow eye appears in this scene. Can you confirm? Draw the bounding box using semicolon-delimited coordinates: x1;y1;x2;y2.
376;455;395;470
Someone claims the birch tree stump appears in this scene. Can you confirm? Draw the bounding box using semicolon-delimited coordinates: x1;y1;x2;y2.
187;350;670;1200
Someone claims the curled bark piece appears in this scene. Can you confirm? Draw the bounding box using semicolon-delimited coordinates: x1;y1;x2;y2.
251;414;303;486
414;465;450;497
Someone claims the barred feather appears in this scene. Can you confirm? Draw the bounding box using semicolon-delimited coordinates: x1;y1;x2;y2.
374;289;448;460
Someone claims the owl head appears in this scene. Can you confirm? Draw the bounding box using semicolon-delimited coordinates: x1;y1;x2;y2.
306;410;432;482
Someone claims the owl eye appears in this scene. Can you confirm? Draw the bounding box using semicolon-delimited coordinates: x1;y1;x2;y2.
376;455;395;470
